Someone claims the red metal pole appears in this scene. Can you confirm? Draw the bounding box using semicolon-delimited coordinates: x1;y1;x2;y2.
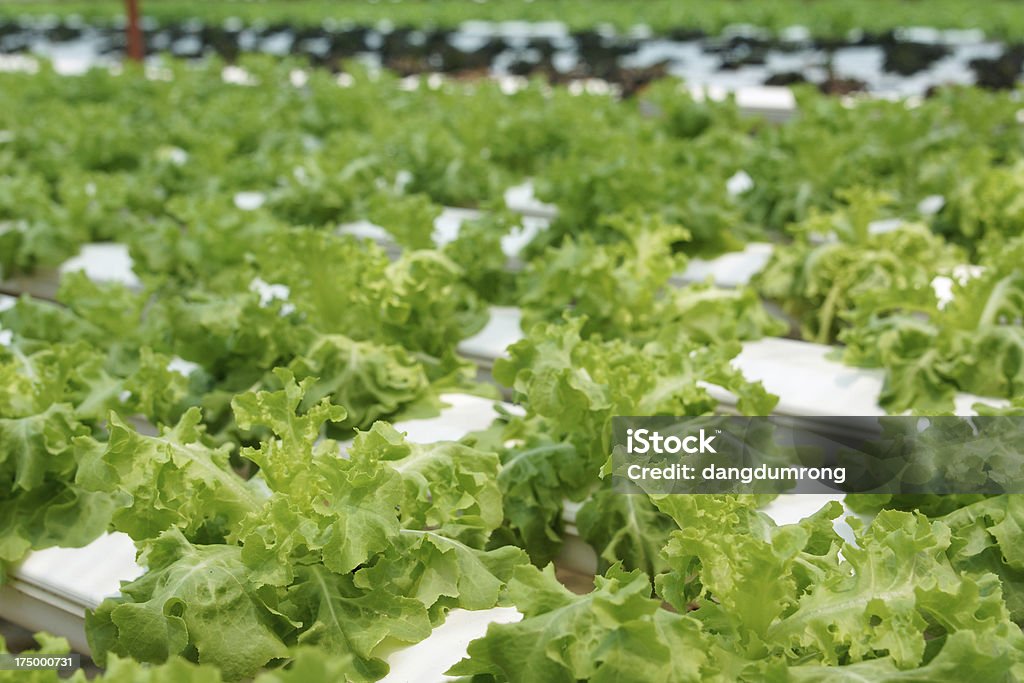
125;0;144;62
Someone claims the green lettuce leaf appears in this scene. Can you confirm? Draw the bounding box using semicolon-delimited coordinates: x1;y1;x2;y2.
448;564;712;683
87;530;291;681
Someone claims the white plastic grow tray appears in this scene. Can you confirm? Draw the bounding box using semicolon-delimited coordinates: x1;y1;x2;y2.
0;242;142;300
503;182;558;219
0;532;142;655
674;241;775;288
0;293;15;345
688;84;798;122
337;204;549;267
59;243;141;289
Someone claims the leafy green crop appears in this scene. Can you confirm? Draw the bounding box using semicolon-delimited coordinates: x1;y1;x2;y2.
482;317;777;565
77;373;526;680
452;498;1024;681
756;187;1024;413
2;50;1024;683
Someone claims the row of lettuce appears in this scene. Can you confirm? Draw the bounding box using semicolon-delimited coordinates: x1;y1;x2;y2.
5;0;1024;40
0;58;1022;680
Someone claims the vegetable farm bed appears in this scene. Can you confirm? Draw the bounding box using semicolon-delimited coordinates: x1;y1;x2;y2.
2;49;1024;683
